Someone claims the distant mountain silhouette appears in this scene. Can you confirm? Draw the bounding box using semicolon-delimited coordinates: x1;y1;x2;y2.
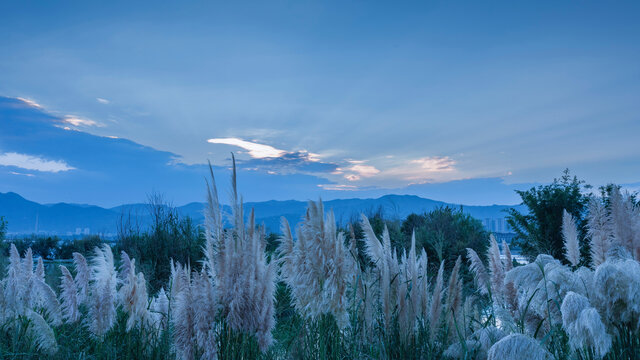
0;192;525;237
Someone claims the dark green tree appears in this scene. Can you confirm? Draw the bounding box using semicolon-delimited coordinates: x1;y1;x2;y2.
401;206;488;272
506;169;589;262
0;216;6;242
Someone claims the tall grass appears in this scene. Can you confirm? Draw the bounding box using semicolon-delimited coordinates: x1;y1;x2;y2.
1;173;639;359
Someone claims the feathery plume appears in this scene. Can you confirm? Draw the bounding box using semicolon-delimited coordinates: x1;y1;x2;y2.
561;292;611;358
150;287;169;331
25;309;58;355
609;188;640;259
35;257;45;281
278;200;357;327
592;259;640;329
204;157;277;351
87;244;117;337
429;261;445;342
445;256;463;340
562;209;580;267
33;278;62;326
6;243;25;314
72;252;90;304
172;271;196;360
487;333;551;360
466;248;489;295
502;240;513;272
488;234;505;303
587;198;612;267
59;265;80;323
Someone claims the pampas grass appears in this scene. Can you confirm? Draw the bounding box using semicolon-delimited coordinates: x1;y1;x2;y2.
87;244;117;337
487;333;551;360
587;198;612;267
201;155;277;352
59;265;80;323
561;292;612;358
278;200;357;327
562;209;581;267
3;179;640;360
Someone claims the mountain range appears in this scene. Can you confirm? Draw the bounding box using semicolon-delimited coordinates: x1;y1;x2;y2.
0;191;524;237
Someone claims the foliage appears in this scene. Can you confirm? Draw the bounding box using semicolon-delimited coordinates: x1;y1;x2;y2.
0;216;6;242
402;206;489;270
2;169;640;360
116;193;204;293
506;169;589;263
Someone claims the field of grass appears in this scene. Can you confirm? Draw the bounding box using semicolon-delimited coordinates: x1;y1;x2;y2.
0;165;638;360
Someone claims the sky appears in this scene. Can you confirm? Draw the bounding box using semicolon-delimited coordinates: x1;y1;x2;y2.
1;1;639;207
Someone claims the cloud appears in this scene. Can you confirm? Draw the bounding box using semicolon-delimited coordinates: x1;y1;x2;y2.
96;98;110;104
0;152;75;173
208;138;286;158
235;151;339;173
385;156;456;182
63;116;103;127
9;171;35;177
344;164;380;181
318;184;359;191
16;97;42;108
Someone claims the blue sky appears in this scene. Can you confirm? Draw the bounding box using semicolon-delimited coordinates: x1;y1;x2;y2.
1;1;639;206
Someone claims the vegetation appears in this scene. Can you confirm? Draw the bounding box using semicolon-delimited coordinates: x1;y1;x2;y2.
402;206;488;269
0;216;6;242
506;169;590;263
1;166;638;359
115;193;204;293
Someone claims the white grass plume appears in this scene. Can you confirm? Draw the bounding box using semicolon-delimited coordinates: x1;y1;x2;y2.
487;333;551;360
32;278;62;326
72;252;90;304
25;309;58;355
35;257;45;281
150;287;169;331
278;200;357;327
466;248;489;295
587;198;612;267
118;257;150;331
562;209;580;267
610;188;640;260
87;244;117;337
561;291;612;358
488;234;505;304
445;256;463;340
429;260;445;342
592;258;640;329
204;157;277;351
172;270;196;360
59;265;80;323
6;243;25;314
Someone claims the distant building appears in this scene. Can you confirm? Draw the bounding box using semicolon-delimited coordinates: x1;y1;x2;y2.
483;217;512;234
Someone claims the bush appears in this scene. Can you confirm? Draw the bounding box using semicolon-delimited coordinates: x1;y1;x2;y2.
506;169;589;263
402;206;488;271
116;193;204;293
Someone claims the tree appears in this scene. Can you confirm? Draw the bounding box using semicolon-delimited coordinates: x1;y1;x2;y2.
401;206;488;272
0;216;6;242
506;169;589;263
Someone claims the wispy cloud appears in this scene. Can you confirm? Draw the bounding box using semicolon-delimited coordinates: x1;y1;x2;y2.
0;152;75;173
343;163;380;181
9;171;35;177
96;98;110;104
63;116;104;127
16;97;42;108
208;138;288;158
384;156;457;183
